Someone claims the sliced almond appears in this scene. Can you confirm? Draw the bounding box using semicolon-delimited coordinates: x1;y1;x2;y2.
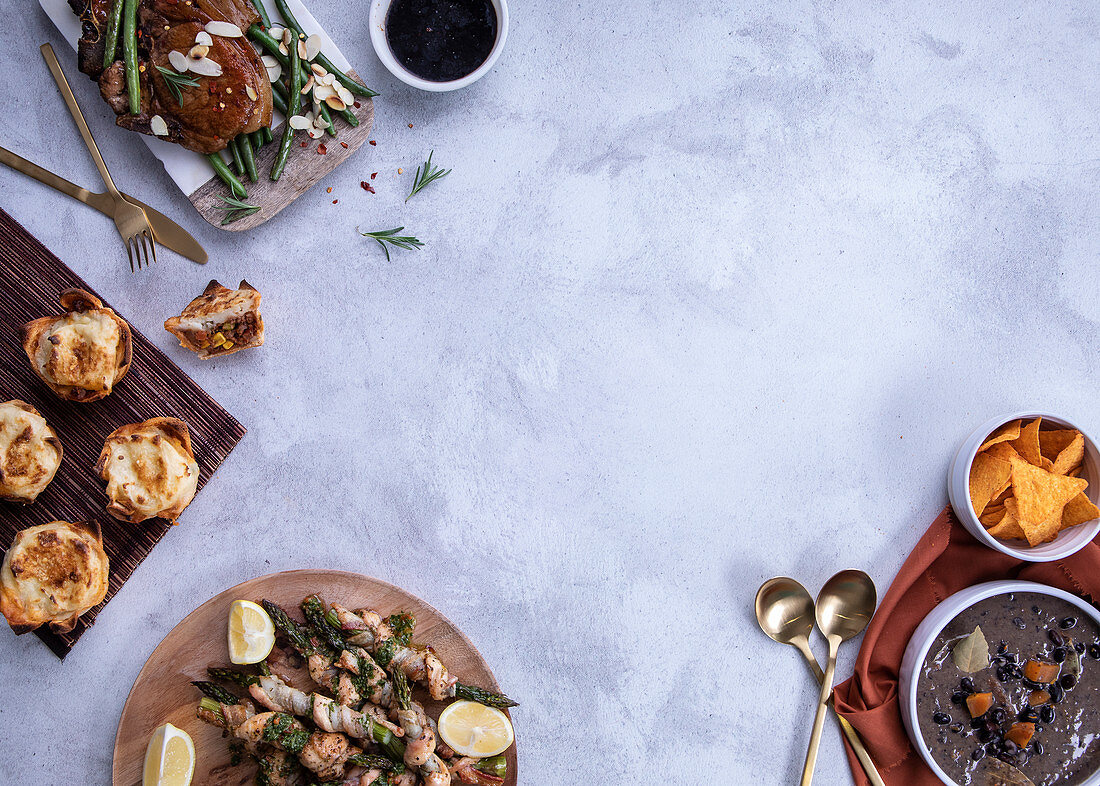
282;28;293;46
307;126;324;139
324;94;347;111
188;56;223;77
310;63;327;78
194;31;213;46
321;73;336;86
205;20;244;38
300;75;315;94
266;63;282;83
269;25;286;41
313;83;336;101
168;50;189;72
278;42;289;56
304;34;322;61
289;114;312;130
297;39;308;60
261;54;278;67
313;114;330;130
188;44;209;59
245;85;258;101
335;85;354;105
150;115;169;136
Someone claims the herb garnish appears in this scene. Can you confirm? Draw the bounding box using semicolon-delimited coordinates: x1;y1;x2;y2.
216;195;261;225
385;612;415;646
405;150;451;202
155;65;200;105
358;227;423;261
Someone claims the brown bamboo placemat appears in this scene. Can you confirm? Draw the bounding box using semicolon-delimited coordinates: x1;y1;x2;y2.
0;208;246;658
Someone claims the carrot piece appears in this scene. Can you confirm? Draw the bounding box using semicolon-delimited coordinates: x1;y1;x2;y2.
1006;722;1036;748
1028;689;1051;706
966;692;994;717
1023;660;1061;684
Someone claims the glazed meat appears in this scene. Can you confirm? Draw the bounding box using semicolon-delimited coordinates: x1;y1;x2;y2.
70;0;273;154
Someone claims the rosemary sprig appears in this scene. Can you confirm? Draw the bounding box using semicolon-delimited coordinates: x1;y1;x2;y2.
358;227;423;261
405;150;451;202
216;195;260;225
156;65;200;105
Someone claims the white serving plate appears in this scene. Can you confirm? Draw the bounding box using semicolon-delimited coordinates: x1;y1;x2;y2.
39;0;356;196
899;580;1100;786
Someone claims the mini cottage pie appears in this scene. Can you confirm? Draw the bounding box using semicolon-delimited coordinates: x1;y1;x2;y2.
21;288;132;402
0;400;63;503
96;417;199;523
0;520;109;634
164;280;264;358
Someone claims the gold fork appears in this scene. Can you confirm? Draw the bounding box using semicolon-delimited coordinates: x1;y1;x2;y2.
40;43;156;272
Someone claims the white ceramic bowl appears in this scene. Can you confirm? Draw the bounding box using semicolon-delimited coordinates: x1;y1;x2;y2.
368;0;509;92
900;580;1100;786
948;411;1100;562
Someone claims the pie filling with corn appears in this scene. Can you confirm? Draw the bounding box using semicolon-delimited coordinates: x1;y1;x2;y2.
164;280;264;359
0;400;63;503
96;417;199;524
21;288;132;402
0;520;109;634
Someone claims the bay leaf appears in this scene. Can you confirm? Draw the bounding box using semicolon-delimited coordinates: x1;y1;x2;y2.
952;625;990;673
975;756;1035;786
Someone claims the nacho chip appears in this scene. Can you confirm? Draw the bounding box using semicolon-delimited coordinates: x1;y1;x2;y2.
970;451;1013;516
1050;432;1085;476
990;480;1012;506
1007;459;1087;545
986;506;1028;541
1067;464;1083;478
1062;493;1100;530
979;420;1022;453
1039;429;1079;463
1010;418;1053;470
980;503;1007;527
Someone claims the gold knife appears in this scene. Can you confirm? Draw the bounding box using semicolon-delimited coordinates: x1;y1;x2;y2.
0;144;207;265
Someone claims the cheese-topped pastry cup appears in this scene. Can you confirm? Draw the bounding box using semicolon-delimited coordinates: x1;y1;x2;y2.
0;399;63;503
164;280;264;359
21;288;132;402
95;417;199;524
0;520;109;634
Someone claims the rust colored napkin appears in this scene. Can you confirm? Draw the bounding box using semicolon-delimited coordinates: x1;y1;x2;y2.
832;506;1100;785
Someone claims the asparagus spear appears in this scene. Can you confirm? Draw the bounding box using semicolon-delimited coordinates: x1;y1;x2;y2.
476;756;508;779
455;683;519;709
191;680;241;705
301;595;347;654
261;599;316;655
208;666;260;688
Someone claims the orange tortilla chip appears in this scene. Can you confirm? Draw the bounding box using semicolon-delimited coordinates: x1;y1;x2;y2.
1003;499;1059;545
1039;429;1079;463
1067;464;1083;478
986;505;1028;541
990;480;1012;506
985;442;1020;463
1050;432;1085;476
980;503;1007;527
1007;459;1087;545
969;451;1014;516
979;420;1022;453
1011;418;1053;470
1062;493;1100;530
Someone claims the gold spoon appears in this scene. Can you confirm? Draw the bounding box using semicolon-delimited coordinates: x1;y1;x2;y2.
801;570;877;786
756;578;885;786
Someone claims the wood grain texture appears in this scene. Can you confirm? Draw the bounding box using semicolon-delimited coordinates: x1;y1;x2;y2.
189;87;374;232
0;209;246;658
112;569;519;786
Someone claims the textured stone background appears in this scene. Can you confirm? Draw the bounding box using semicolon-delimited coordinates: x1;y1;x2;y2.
1;1;1098;782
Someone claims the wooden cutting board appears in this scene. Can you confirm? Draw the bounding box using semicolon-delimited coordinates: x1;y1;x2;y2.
0;209;246;657
112;570;520;786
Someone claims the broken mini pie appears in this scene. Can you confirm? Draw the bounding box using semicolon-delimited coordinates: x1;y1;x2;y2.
21;288;132;402
164;280;264;358
96;417;199;524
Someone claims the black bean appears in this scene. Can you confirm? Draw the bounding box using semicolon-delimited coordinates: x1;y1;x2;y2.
978;728;994;743
933;712;951;725
972;747;986;761
1031;740;1044;756
952;691;968;705
1053;647;1068;662
1076;641;1087;654
1051;684;1065;703
1061;616;1078;629
1032;605;1042;614
1018;708;1039;723
1061;673;1078;690
1050;630;1066;646
961;677;976;693
1089;643;1100;660
990;708;1007;725
1040;705;1056;723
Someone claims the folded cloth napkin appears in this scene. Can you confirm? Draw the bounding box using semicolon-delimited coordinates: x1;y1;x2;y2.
832;506;1100;785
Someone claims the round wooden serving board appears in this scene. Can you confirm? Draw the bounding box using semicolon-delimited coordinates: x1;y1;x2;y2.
112;570;518;786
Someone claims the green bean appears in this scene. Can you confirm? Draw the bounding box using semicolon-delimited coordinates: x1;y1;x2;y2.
248;0;272;29
248;25;288;68
270;35;300;181
102;0;124;69
318;102;336;137
207;153;248;199
228;137;245;175
238;135;259;182
272;0;378;97
270;80;290;116
248;129;264;153
261;126;273;145
122;0;140;114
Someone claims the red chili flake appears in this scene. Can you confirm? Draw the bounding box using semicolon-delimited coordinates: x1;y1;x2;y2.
360;181;375;193
408;123;413;128
300;141;308;147
369;140;376;146
340;142;349;149
317;144;328;155
332;199;338;204
354;101;361;109
326;187;333;193
370;172;377;179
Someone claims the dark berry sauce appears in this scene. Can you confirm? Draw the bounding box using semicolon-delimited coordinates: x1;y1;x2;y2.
385;0;498;83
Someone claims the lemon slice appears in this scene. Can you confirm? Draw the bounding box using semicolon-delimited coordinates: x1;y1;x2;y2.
142;723;195;786
227;599;275;664
437;700;515;757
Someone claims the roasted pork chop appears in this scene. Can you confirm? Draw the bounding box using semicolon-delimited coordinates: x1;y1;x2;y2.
70;0;273;154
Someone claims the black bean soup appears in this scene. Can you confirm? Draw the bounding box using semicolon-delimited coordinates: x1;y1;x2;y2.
917;592;1100;785
385;0;498;82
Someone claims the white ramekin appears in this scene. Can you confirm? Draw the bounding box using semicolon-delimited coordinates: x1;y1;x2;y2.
900;580;1100;786
947;411;1100;562
368;0;509;92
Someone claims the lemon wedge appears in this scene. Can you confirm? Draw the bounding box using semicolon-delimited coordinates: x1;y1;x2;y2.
227;599;275;664
437;700;515;757
142;722;195;786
